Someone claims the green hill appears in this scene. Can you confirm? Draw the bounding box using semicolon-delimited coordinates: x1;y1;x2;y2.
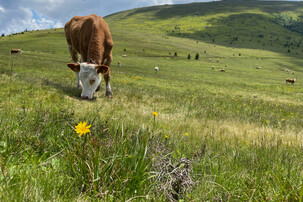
0;1;303;201
107;1;303;56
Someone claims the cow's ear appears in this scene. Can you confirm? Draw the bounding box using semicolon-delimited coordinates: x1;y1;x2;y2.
96;65;109;74
67;63;80;72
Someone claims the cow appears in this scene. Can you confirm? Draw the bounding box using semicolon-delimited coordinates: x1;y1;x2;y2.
155;66;159;73
286;78;296;84
118;61;121;67
219;68;225;72
10;49;21;54
64;14;113;99
256;66;262;69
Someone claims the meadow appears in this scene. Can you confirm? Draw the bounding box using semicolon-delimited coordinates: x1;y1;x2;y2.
1;1;303;201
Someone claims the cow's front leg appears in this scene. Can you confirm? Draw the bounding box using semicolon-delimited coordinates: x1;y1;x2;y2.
103;73;112;97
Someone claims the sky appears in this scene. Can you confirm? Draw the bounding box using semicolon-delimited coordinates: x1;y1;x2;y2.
0;0;213;35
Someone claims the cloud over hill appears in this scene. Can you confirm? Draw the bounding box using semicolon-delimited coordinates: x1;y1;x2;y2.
0;0;211;35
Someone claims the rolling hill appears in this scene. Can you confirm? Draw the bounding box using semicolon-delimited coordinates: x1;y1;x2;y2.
0;1;303;201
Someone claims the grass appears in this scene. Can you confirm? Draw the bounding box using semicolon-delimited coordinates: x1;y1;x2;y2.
1;1;303;201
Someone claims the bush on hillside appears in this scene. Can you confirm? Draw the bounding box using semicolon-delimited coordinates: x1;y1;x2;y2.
195;53;199;60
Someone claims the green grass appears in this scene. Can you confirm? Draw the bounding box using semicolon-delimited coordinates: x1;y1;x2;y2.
1;1;303;201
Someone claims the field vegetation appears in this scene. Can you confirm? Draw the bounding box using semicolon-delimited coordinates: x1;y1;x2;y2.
1;1;303;201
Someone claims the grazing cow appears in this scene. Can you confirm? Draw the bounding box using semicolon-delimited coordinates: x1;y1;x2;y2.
155;66;159;73
118;61;121;67
64;14;113;99
219;69;225;72
10;49;21;54
256;66;262;69
286;78;296;84
122;54;127;57
211;66;215;70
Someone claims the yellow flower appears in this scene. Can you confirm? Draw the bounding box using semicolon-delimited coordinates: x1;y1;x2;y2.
153;112;158;117
282;119;285;121
291;113;294;115
75;121;91;137
165;134;168;139
185;133;189;137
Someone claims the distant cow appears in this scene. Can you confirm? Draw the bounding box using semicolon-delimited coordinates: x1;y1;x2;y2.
65;14;113;99
219;69;225;72
211;66;215;70
118;61;121;67
256;66;262;69
10;49;21;54
286;78;296;84
155;66;159;73
122;54;127;57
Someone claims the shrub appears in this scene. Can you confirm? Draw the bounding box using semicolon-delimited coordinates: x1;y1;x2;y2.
195;53;199;60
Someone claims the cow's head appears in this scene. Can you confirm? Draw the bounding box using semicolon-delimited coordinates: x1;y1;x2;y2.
67;62;109;100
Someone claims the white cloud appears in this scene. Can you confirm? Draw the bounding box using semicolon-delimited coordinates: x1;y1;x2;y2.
0;5;5;13
140;0;173;5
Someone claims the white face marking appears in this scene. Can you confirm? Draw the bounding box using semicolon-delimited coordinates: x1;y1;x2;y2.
79;63;101;99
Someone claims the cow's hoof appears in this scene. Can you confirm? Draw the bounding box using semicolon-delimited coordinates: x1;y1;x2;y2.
106;91;112;97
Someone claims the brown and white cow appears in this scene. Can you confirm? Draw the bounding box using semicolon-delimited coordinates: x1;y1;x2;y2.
10;49;21;54
64;14;113;99
286;78;296;84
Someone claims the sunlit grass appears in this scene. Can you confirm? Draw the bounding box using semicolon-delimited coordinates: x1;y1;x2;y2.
1;1;303;201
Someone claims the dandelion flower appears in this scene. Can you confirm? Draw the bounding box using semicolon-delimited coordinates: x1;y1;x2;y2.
75;121;91;137
153;112;158;117
184;133;189;140
291;113;294;115
165;134;168;139
282;119;285;121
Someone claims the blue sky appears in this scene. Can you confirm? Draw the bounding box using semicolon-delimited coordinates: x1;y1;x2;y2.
0;0;301;35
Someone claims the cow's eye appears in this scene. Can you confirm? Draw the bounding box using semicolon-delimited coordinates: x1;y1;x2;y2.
90;79;96;85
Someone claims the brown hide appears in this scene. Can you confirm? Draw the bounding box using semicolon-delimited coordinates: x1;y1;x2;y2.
64;14;113;66
286;78;295;84
11;49;21;54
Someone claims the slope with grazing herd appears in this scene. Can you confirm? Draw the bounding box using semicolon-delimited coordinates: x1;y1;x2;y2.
2;1;303;201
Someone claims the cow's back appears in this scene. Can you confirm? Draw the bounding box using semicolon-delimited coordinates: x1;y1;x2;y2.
64;14;113;65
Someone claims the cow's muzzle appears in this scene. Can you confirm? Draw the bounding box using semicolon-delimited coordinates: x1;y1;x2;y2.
81;96;92;100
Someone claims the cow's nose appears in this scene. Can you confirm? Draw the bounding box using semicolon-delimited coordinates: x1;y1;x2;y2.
81;96;89;100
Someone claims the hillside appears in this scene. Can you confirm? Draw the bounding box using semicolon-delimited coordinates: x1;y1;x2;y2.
1;1;303;201
106;1;303;57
